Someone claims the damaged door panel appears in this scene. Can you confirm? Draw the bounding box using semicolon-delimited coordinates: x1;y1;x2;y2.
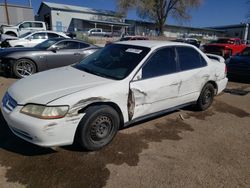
129;75;181;120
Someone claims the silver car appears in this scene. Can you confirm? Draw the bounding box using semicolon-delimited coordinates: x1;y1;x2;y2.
0;38;100;78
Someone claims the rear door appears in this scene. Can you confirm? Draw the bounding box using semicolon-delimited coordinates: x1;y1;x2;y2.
176;46;209;103
46;41;82;69
129;47;181;120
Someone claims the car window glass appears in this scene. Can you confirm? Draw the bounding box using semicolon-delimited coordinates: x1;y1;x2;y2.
79;42;90;48
47;33;60;39
177;47;206;71
31;33;47;39
55;41;79;49
142;47;177;79
32;22;43;28
19;22;31;29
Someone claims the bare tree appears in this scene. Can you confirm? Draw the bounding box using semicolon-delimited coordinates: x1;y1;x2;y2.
117;0;202;35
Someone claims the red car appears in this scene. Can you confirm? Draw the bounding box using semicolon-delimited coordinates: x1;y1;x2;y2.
203;38;247;59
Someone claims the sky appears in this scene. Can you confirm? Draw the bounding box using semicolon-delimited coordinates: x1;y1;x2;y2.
1;0;249;27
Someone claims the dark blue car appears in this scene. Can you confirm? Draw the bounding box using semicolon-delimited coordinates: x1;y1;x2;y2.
226;47;250;79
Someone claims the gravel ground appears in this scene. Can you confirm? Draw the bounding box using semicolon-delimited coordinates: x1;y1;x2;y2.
0;75;249;188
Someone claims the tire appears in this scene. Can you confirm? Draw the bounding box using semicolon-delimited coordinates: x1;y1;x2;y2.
5;32;17;37
196;83;215;111
13;59;37;78
77;105;120;151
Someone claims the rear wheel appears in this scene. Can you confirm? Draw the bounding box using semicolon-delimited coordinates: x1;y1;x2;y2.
77;105;119;151
196;83;215;111
13;59;37;78
5;32;17;37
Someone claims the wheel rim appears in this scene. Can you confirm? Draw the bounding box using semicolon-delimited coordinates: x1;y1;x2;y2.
90;115;113;142
16;60;35;77
202;88;212;105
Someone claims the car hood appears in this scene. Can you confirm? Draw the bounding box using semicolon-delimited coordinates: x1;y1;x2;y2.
8;66;113;105
0;47;41;56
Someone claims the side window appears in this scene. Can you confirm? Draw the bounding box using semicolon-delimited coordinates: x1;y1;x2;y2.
19;22;31;29
142;47;177;79
32;22;43;28
79;42;90;48
47;33;60;39
177;47;206;71
31;33;47;39
55;41;79;49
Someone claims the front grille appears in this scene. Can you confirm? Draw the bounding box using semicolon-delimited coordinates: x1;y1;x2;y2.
2;92;18;111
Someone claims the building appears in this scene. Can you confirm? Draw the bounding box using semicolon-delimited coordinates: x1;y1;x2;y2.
0;3;34;26
126;19;224;40
36;1;129;34
208;23;250;41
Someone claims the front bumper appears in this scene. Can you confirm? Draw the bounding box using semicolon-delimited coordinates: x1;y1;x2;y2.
1;102;85;147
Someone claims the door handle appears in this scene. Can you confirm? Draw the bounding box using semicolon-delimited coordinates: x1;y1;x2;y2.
74;53;81;55
202;74;209;78
170;81;180;86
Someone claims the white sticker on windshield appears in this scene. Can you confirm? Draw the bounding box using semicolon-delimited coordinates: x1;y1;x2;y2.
126;48;142;54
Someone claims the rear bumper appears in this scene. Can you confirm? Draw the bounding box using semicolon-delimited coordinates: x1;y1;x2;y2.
216;77;228;94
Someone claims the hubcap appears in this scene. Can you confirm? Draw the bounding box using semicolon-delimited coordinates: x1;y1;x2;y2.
16;60;35;77
202;89;212;105
90;115;112;141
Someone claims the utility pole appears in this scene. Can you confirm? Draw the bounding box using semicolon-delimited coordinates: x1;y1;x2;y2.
28;0;32;8
4;0;10;24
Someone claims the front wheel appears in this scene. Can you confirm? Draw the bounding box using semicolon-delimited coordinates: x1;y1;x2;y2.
13;59;37;78
195;83;215;111
77;105;120;151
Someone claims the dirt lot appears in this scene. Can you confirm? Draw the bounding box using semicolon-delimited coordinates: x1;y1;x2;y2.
0;76;249;188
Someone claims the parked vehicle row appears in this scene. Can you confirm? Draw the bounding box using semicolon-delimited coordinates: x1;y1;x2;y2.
1;40;228;150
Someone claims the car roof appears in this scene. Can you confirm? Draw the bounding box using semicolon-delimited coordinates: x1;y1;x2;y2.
115;40;194;49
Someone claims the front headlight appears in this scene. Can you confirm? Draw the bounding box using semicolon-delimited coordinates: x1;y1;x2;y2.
20;104;69;119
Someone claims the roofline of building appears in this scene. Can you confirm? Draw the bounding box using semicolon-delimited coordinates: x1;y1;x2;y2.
0;3;33;9
206;23;250;30
125;19;224;33
37;2;122;18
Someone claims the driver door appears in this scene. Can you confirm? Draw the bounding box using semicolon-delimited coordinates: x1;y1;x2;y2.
46;41;82;69
129;47;181;120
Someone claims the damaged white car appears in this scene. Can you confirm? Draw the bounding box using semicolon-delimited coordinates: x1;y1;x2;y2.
1;41;228;150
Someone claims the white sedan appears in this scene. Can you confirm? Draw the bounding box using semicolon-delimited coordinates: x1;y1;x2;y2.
1;41;228;150
5;31;69;47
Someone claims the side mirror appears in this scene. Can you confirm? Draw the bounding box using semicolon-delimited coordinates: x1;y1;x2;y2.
49;46;60;52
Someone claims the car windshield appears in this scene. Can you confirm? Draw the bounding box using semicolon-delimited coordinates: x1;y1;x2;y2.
211;39;235;44
239;47;250;56
74;44;150;80
35;38;62;49
19;32;32;38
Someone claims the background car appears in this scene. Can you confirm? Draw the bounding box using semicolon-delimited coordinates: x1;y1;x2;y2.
0;38;100;78
203;38;247;59
173;38;201;48
226;46;250;79
0;31;69;48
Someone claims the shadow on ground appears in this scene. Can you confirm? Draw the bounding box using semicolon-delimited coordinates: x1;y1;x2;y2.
0;110;193;188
